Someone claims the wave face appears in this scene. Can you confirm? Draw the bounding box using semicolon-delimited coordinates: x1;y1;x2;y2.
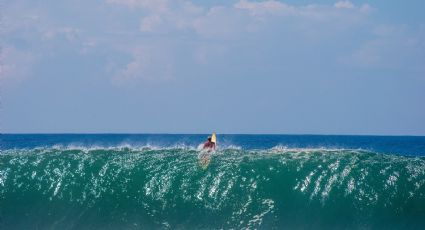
1;147;425;229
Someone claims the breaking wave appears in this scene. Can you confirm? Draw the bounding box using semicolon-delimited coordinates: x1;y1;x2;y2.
1;146;425;229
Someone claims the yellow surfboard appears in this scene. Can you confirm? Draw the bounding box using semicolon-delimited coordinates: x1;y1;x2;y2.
211;132;217;144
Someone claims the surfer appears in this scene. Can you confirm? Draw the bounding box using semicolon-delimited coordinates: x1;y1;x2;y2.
203;136;216;151
200;134;216;169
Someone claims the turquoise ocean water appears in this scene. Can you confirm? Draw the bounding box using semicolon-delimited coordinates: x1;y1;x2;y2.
1;134;425;229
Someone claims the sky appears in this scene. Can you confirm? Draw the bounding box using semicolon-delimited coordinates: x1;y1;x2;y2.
1;0;424;135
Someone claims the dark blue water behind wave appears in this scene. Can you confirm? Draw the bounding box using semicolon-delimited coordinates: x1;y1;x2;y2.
1;134;425;156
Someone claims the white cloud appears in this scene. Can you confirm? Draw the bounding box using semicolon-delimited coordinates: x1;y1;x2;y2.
342;25;425;71
334;1;372;13
140;15;162;32
334;1;354;9
107;0;204;33
111;46;174;86
106;0;169;12
42;27;81;41
104;0;372;38
2;0;379;88
101;0;377;85
204;0;370;36
192;6;247;38
0;46;36;85
234;0;292;16
349;40;382;66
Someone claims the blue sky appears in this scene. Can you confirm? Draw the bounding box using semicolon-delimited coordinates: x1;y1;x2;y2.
1;0;424;135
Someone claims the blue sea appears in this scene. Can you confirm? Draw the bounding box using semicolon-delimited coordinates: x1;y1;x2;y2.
1;134;425;229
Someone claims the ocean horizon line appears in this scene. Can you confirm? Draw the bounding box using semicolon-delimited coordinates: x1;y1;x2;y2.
1;132;424;137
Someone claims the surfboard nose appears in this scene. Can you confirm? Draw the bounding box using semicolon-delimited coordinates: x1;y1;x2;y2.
211;132;217;143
